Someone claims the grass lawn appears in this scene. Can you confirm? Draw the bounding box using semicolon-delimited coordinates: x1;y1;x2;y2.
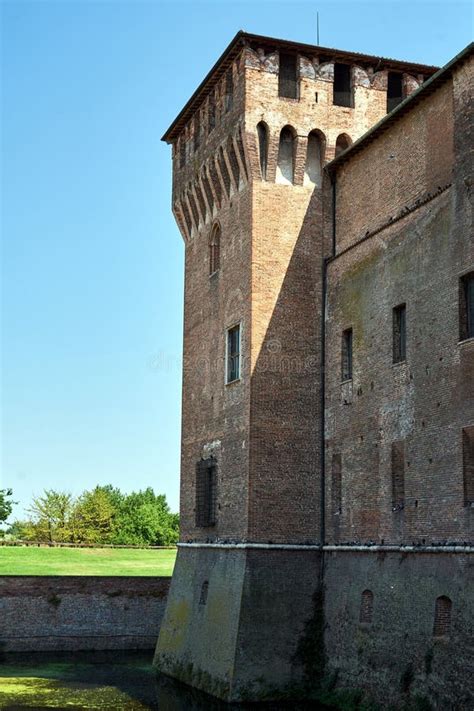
0;546;177;576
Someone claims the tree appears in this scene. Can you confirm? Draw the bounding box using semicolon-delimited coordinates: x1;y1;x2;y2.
111;487;179;546
27;490;73;542
72;486;115;543
0;489;15;525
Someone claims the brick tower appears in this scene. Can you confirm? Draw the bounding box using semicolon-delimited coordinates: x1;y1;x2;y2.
154;32;437;701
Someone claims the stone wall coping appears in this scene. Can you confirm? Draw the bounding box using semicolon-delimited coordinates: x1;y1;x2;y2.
178;542;474;553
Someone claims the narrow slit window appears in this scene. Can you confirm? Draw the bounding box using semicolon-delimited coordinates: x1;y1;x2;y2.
360;590;374;624
462;426;474;506
225;69;233;112
460;272;474;341
209;224;220;275
433;596;452;637
179;138;186;168
333;63;353;107
278;53;298;99
199;580;209;605
227;324;241;383
208;92;216;133
391;440;405;511
342;328;353;381
195;459;217;528
257;122;268;180
332;453;342;515
387;72;404;112
393;304;407;363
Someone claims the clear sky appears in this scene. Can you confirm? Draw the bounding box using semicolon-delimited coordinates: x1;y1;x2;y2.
1;0;472;521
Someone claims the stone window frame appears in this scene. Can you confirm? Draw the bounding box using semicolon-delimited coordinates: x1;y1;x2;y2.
226;322;242;385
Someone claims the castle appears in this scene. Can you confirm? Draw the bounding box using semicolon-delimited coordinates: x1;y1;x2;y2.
154;32;474;708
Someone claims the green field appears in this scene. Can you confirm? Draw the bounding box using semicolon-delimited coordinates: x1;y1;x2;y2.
0;546;177;576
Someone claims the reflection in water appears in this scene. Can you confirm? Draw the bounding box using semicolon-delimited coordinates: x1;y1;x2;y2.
0;651;330;710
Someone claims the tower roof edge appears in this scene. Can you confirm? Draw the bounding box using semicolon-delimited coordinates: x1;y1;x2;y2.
161;31;440;145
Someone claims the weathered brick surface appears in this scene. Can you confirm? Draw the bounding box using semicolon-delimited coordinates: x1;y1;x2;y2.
333;81;454;254
324;551;474;709
0;576;170;651
325;57;474;545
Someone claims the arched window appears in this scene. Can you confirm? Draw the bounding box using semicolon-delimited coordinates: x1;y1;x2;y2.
304;130;325;187
335;133;352;158
276;126;295;185
257;122;269;180
209;224;220;275
433;596;452;637
359;589;374;623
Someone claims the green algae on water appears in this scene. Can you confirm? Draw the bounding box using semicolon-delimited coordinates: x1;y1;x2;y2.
0;676;150;710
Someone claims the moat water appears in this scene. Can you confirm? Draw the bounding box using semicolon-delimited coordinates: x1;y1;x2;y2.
0;651;332;710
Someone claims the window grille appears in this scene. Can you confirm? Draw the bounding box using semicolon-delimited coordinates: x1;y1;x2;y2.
195;459;217;528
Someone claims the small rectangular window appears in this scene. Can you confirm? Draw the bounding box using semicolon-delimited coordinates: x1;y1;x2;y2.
195;459;217;527
333;63;353;107
460;272;474;341
462;426;474;506
391;440;405;511
332;453;342;514
393;304;407;363
387;72;404;112
278;53;298;99
342;328;353;381
227;324;241;383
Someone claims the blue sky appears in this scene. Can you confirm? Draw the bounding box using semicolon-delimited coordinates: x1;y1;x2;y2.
2;0;472;520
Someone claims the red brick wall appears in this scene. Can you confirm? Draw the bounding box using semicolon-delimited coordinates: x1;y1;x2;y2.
1;576;170;652
333;81;454;255
174;40;428;544
325;60;473;545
